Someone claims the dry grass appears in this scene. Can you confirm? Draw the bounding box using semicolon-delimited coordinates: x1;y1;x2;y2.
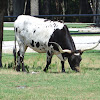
1;51;100;100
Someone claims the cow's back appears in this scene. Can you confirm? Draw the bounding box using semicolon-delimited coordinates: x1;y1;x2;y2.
14;15;64;53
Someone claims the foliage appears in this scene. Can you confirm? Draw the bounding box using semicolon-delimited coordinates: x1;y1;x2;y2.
5;0;96;22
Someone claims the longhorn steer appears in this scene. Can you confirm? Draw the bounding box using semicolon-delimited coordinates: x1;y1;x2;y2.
14;15;99;72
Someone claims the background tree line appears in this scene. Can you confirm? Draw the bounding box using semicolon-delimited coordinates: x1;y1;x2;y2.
5;0;100;23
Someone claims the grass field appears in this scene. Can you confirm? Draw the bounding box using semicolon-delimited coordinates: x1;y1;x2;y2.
1;51;100;100
2;22;100;99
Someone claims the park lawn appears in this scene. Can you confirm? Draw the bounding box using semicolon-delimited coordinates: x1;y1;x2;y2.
4;23;14;27
3;30;15;41
66;23;92;28
1;51;100;100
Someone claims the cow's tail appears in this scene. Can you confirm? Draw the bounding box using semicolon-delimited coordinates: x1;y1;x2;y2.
13;33;17;67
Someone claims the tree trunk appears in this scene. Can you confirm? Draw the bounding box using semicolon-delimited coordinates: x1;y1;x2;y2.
31;0;39;15
79;0;90;22
89;0;97;23
7;0;13;16
96;0;100;26
0;0;7;67
13;0;25;16
55;0;59;14
0;11;4;67
61;0;65;20
43;0;51;15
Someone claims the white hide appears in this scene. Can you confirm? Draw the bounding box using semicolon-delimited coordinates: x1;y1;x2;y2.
14;15;64;53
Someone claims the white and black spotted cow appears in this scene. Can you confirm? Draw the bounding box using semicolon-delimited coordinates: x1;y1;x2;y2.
14;15;100;72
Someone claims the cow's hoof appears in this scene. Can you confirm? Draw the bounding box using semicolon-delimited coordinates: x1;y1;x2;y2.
43;68;48;72
22;68;27;72
62;69;65;73
16;68;20;72
22;70;26;72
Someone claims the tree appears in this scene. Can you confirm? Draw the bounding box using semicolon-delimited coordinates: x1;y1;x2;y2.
0;11;3;67
13;0;25;16
96;0;100;26
31;0;39;15
7;0;13;16
0;0;7;67
89;0;97;23
43;0;51;15
79;0;92;22
55;0;66;20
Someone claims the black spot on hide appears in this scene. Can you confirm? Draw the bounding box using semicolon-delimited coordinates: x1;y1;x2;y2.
17;51;20;56
47;51;51;56
58;20;64;23
15;28;18;32
36;42;40;48
33;30;36;33
44;19;49;22
31;40;34;47
53;23;56;27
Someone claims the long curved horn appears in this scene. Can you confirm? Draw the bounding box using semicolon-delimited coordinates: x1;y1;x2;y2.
81;40;100;52
48;42;72;53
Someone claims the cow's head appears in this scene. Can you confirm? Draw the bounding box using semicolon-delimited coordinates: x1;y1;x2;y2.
49;40;100;72
68;51;82;72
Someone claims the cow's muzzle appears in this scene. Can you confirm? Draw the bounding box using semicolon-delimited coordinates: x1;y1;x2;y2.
75;66;80;72
72;66;80;72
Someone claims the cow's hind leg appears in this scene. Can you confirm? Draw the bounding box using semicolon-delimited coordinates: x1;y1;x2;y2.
43;51;53;72
16;51;21;71
16;50;26;72
16;44;27;72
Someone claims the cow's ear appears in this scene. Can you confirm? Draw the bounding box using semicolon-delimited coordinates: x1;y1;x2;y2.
80;51;83;55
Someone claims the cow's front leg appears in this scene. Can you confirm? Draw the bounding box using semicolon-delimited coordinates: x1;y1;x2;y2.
61;61;65;72
43;51;53;72
16;51;21;71
57;54;66;72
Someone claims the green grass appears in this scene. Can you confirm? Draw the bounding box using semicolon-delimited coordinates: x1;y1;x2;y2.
1;51;100;100
3;30;15;41
4;23;14;27
66;23;92;28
